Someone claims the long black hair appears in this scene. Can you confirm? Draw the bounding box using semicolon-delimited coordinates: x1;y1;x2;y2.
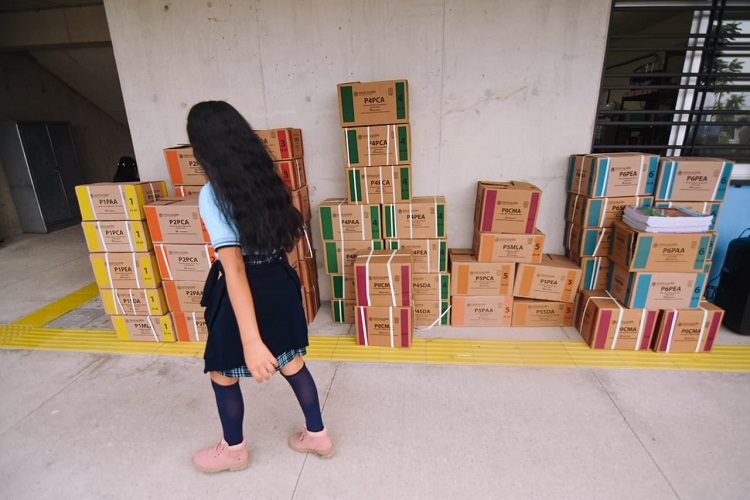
187;101;304;254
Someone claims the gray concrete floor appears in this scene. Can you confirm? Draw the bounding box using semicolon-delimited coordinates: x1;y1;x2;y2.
1;227;750;499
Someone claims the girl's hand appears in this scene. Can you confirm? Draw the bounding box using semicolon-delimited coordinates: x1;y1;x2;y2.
243;340;279;384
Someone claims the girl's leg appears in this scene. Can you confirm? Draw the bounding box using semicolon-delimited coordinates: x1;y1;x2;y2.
280;356;323;432
193;372;249;473
209;371;244;445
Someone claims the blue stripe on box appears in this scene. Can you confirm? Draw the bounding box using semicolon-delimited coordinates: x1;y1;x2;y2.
633;235;652;270
691;274;707;307
633;273;652;309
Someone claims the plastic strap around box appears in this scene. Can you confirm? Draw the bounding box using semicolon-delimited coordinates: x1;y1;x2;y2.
666;309;679;352
131;253;141;288
359;307;368;346
408;203;413;239
378;166;384;205
364;249;374;306
696;305;709;353
104;253;113;288
433;196;439;238
118;185;128;219
157;245;172;280
418;304;452;331
337;200;345;241
598;198;609;227
147;316;158;342
589;257;601;289
636;308;647;351
128;289;137;315
125;222;135;251
367;127;371;166
593;228;608;256
191;312;200;342
359;204;365;239
387;250;397;306
636;155;644;196
94;222;108;252
605;290;625;350
389;165;396;203
344;128;352;168
389;307;394;348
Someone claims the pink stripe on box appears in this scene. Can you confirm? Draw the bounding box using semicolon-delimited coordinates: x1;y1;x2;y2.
400;308;409;347
641;310;657;350
355;266;369;306
594;310;612;349
526;191;540;234
482;190;497;231
704;312;722;351
356;307;367;345
659;312;675;352
401;265;410;306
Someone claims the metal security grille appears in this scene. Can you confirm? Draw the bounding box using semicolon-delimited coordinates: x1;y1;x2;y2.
594;1;750;172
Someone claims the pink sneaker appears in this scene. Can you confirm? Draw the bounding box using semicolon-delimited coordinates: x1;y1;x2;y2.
193;438;249;473
289;428;334;457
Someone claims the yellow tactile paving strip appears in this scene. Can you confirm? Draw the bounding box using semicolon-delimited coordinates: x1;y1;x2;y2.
1;283;750;372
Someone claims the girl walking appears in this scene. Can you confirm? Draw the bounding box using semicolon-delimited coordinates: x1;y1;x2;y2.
187;101;333;473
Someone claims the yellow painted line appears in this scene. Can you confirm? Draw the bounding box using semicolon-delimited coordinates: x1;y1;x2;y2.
2;282;750;372
10;282;100;327
1;324;750;371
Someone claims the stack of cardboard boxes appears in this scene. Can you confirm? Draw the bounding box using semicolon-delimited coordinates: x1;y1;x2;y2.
573;155;732;352
75;181;174;341
321;79;449;337
564;152;657;292
451;181;581;327
352;249;414;347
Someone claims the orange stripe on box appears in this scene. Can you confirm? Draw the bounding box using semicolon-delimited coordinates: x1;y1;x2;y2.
563;270;577;302
518;266;535;296
457;266;469;295
143;206;163;242
452;297;465;325
164;150;184;184
479;235;493;262
162;281;180;312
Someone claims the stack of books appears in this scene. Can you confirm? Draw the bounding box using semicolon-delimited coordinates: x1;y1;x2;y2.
622;206;713;233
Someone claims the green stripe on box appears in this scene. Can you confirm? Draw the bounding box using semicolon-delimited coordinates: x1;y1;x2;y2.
439;301;450;325
346;129;359;164
439;240;447;272
373;240;384;250
440;275;450;300
437;205;445;238
348;169;362;202
340;86;355;124
370;206;381;239
332;275;343;299
320;207;334;240
387;240;399;250
400;167;410;201
333;300;345;322
398;126;409;161
395;82;406;120
325;242;339;274
633;235;652;270
384;205;396;238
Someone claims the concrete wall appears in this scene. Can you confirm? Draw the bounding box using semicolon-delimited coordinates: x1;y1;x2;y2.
105;0;610;297
0;52;135;239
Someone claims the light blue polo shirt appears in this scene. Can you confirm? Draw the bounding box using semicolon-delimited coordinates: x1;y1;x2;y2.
198;182;242;252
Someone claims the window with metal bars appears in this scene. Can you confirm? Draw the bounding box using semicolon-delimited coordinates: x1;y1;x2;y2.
594;0;750;181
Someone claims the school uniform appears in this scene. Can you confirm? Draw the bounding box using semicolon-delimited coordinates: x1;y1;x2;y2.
198;182;308;376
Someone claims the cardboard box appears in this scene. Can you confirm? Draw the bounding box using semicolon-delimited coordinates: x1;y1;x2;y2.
322;239;384;275
100;286;169;316
412;273;450;301
331;299;356;323
383;196;447;239
255;128;304;161
111;314;176;342
154;243;216;281
565;194;653;227
384;238;448;273
473;181;542;234
563;222;611;258
567;153;659;197
572;255;611;291
512;299;575;327
304;284;321;325
172;311;208;342
76;181;168;221
338;80;409;127
609;220;715;272
449;248;514;296
293;223;315;262
173;185;204;197
343;124;410;167
163;146;208;185
297;256;319;289
89;252;161;289
655;157;733;202
144;196;209;244
331;274;355;300
607;263;707;309
472;229;545;263
654;200;722;230
346;165;412;204
575;290;657;350
413;299;451;326
274;158;307;190
653;302;725;352
513;254;582;303
353;250;412;307
451;295;513;327
354;306;413;347
290;185;311;221
81;220;152;253
318;199;381;241
162;280;205;312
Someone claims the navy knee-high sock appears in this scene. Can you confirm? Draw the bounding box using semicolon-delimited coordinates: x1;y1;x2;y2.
211;380;244;445
283;365;324;432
